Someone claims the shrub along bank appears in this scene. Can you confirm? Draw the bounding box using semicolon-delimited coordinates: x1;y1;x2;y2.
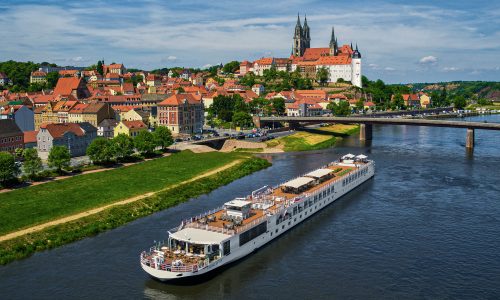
0;156;271;265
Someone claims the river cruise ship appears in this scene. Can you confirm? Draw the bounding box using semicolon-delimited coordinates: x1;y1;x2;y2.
140;154;375;281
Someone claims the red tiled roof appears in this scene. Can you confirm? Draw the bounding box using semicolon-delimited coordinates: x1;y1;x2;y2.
255;57;273;65
53;77;82;96
122;120;146;129
24;130;38;143
159;93;200;106
316;55;351;65
303;48;330;60
40;123;85;138
31;71;47;77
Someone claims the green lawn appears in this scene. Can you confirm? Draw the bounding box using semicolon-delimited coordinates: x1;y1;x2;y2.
0;151;245;235
267;124;359;152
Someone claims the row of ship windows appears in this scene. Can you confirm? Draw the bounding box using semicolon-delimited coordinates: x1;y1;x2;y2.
342;168;368;186
275;187;335;226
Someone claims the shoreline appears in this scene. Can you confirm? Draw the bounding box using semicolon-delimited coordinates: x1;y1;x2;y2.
0;156;271;265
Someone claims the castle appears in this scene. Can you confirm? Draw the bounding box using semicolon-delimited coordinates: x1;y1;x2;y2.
240;14;362;88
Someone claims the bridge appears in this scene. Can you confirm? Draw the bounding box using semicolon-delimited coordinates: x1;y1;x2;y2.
255;116;500;149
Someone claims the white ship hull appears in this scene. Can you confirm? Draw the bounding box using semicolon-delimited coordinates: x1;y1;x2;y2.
141;158;375;282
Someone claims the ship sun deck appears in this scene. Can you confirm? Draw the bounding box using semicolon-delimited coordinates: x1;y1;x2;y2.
182;161;367;233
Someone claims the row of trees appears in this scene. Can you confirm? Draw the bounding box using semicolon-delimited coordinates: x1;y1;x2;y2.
206;94;286;128
0;146;69;186
87;127;173;164
238;68;313;92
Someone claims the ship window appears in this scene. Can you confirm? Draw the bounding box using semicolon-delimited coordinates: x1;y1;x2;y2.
239;222;267;247
288;221;291;226
223;240;231;256
282;225;285;229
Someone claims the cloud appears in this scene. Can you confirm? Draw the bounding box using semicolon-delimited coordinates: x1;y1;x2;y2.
202;64;213;68
384;67;396;71
419;56;438;65
0;1;499;82
443;66;460;72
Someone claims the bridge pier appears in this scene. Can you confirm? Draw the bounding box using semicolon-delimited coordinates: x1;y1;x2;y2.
359;124;373;141
466;128;474;149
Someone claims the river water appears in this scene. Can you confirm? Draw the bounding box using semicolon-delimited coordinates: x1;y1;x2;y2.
1;115;500;299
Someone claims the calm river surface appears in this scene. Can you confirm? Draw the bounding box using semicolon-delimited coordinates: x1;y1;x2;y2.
1;115;500;299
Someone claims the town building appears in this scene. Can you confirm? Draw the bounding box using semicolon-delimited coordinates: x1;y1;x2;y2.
23;130;38;149
0;119;24;153
0;105;34;131
0;72;12;86
30;71;47;84
37;122;97;157
97;119;118;138
157;93;204;135
53;77;90;99
103;63;126;75
114;120;147;137
252;84;265;96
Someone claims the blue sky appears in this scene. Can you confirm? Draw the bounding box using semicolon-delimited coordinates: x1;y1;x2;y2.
0;0;499;83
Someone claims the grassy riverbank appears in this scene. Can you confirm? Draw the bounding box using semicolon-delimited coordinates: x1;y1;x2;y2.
0;151;251;236
0;154;271;265
266;124;359;152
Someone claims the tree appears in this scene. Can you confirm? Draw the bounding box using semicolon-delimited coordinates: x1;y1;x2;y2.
453;95;467;110
97;60;104;76
232;111;253;128
222;61;240;74
272;98;286;116
392;93;405;110
86;138;114;164
22;148;43;178
134;130;156;154
316;67;329;86
46;71;59;89
153;126;173;150
356;99;365;111
0;152;19;184
327;101;351;116
14;147;24;159
112;134;134;159
48;146;71;172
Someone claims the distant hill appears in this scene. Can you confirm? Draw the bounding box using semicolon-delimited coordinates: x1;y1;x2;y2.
406;81;500;101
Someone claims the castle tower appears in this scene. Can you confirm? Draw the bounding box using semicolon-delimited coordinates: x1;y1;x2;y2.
292;13;304;57
303;15;311;49
351;44;362;88
329;27;338;56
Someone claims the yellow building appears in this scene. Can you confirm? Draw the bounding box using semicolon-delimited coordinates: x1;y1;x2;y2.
122;109;149;125
30;71;47;84
419;94;431;108
114;120;147;137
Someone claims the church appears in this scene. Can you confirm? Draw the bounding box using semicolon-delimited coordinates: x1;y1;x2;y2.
290;14;362;88
239;14;363;88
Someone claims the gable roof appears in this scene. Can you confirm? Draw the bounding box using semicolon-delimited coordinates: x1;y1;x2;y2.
159;93;200;106
122;120;146;129
303;48;330;60
53;77;82;96
40;123;88;139
24;130;39;143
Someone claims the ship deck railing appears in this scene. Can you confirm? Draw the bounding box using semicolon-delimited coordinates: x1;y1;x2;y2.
141;249;217;273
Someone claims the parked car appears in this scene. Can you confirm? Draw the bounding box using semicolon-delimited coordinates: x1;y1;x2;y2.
174;138;183;143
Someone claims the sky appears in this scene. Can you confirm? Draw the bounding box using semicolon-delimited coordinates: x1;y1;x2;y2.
0;0;499;83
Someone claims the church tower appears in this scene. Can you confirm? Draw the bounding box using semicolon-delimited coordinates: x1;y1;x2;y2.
303;15;311;49
329;27;338;56
292;13;304;57
351;44;362;88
